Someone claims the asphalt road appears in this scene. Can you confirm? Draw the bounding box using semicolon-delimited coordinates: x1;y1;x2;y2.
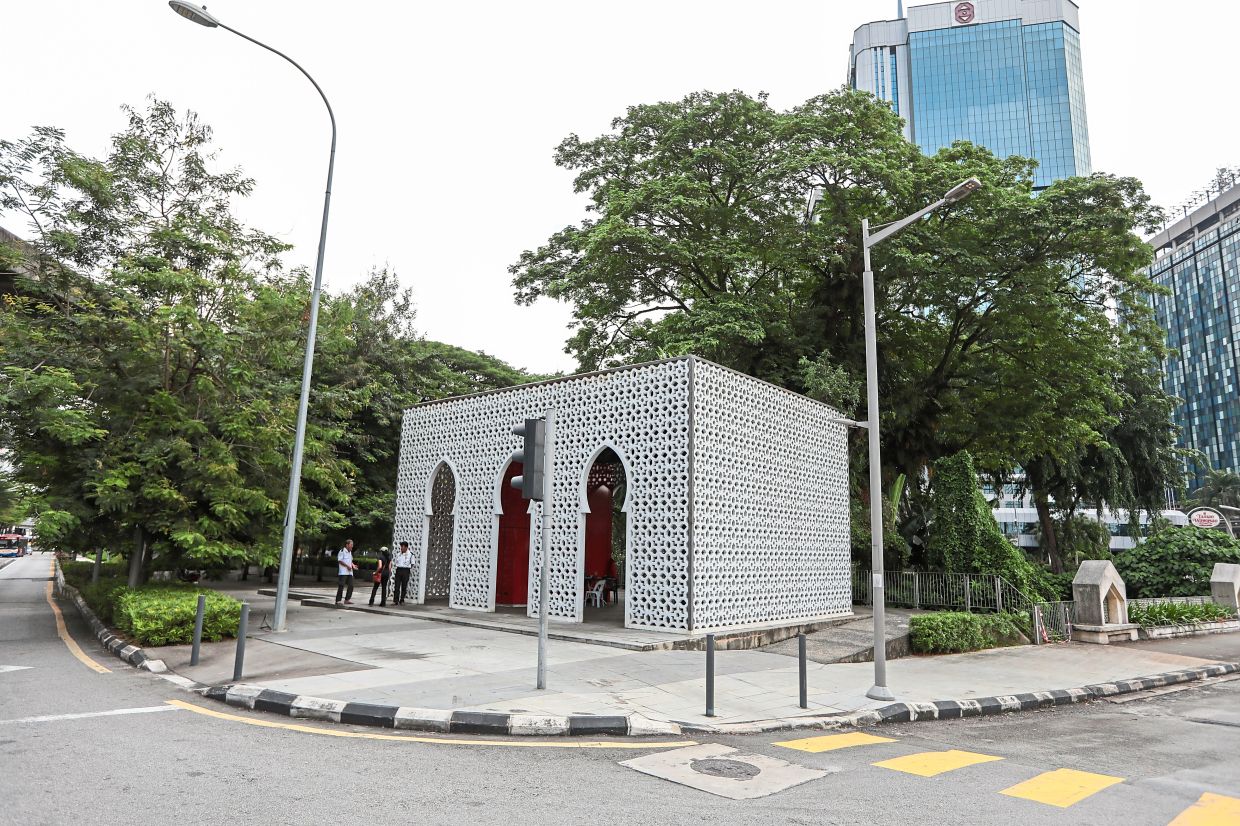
3;552;1238;826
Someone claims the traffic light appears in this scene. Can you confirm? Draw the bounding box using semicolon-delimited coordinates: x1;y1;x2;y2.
510;417;546;500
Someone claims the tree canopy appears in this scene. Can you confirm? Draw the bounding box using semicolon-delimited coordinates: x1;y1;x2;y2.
511;88;1183;557
0;99;526;576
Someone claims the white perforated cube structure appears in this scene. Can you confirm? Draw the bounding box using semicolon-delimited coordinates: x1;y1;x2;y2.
392;356;851;633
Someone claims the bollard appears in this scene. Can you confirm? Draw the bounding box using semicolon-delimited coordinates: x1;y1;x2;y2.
798;633;808;709
233;602;249;682
190;594;206;666
705;633;715;718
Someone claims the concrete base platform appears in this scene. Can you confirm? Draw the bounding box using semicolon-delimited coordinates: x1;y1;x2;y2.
259;587;856;651
1075;623;1140;644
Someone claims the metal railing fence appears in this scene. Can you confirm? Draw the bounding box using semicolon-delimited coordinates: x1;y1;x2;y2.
1031;600;1075;642
852;566;1076;644
852;567;1037;615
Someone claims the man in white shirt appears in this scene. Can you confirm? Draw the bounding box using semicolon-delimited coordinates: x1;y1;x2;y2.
335;539;358;605
392;541;414;605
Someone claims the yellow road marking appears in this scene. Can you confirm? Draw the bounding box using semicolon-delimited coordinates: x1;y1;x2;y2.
873;749;1004;777
167;700;695;750
45;560;110;674
999;768;1124;808
774;732;897;753
1169;792;1240;825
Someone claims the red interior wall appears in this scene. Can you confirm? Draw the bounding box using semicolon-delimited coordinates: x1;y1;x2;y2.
496;461;530;605
584;483;613;578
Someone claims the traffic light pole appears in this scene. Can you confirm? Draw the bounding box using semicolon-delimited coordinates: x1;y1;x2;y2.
536;409;555;690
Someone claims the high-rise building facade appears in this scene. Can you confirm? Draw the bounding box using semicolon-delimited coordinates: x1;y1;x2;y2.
849;0;1091;189
1148;180;1240;489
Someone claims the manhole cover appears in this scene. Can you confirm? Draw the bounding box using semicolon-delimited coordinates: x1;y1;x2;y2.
689;758;761;781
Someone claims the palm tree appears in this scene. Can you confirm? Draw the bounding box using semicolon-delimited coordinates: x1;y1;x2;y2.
1192;469;1240;508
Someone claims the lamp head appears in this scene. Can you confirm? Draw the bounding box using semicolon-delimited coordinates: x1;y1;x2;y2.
168;1;220;27
943;177;982;204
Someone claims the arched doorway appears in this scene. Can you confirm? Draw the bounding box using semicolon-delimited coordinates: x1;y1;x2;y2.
424;462;456;601
495;460;531;606
581;447;629;623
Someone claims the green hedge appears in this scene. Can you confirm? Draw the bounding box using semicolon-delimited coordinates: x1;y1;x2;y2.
1128;601;1237;627
60;559;242;646
909;612;1028;654
113;588;242;646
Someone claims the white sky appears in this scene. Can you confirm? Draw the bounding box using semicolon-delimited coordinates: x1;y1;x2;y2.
4;1;1236;374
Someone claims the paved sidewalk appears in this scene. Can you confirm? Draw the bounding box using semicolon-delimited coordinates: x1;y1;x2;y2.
148;590;1239;729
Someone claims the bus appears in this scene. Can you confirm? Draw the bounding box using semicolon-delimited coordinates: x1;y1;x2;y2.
0;522;34;557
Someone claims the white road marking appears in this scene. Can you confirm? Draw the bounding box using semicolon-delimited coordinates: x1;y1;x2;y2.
0;705;183;725
0;666;34;674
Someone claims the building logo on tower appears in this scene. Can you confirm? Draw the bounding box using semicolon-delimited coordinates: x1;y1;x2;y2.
953;2;976;24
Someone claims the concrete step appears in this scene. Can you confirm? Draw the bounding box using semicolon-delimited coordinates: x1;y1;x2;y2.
759;609;916;664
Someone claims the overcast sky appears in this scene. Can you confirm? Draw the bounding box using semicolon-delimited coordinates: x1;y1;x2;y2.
4;1;1236;374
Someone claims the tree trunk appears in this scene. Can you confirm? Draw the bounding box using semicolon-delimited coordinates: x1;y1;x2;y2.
1032;489;1062;574
92;547;103;585
127;527;145;588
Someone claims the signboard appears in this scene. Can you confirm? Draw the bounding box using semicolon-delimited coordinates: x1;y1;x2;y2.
1188;508;1223;529
1185;507;1235;538
953;2;976;25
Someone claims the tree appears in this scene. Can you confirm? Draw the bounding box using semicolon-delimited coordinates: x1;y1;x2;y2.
924;451;1042;596
1192;469;1240;509
1116;526;1240;598
0;102;326;582
511;88;1177;523
1;100;530;581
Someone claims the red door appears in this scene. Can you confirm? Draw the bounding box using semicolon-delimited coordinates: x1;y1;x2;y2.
496;462;530;606
585;483;613;578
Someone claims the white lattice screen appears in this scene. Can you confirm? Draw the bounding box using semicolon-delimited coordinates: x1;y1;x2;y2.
392;356;850;632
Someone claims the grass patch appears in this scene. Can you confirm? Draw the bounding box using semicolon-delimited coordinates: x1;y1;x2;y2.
1128;601;1236;627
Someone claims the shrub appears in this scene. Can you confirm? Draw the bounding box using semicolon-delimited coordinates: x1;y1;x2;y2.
113;588;242;646
61;559;127;589
1115;526;1240;598
1128;601;1237;627
909;611;1027;654
926;452;1049;599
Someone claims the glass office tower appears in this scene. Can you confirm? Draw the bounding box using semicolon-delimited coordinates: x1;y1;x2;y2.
850;0;1091;189
1147;183;1240;489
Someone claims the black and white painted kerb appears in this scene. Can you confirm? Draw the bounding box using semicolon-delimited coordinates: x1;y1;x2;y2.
202;683;679;736
53;561;1240;738
688;662;1240;734
53;568;168;674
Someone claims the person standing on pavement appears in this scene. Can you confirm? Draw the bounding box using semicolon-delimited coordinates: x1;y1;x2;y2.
335;539;358;605
392;541;413;605
369;546;392;606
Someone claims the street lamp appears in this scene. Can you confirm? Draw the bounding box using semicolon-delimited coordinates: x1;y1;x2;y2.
860;177;981;701
168;1;337;632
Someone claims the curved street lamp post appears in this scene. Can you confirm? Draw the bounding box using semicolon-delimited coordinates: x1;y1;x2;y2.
168;1;336;632
859;177;981;701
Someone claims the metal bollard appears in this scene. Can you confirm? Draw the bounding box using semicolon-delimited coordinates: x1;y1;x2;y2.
705;633;715;718
190;594;206;666
798;633;808;709
232;603;249;682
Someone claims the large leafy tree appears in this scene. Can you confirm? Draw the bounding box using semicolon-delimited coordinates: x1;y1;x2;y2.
512;88;1181;543
1;100;527;580
0;101;323;581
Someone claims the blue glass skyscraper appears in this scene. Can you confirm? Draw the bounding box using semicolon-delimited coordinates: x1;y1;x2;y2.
850;0;1091;189
1148;182;1240;487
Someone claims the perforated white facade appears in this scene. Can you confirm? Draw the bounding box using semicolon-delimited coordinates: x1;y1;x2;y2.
392;356;852;633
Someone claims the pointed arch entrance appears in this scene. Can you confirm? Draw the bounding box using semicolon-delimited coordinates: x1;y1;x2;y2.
494;460;532;606
423;461;457;602
579;445;630;624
